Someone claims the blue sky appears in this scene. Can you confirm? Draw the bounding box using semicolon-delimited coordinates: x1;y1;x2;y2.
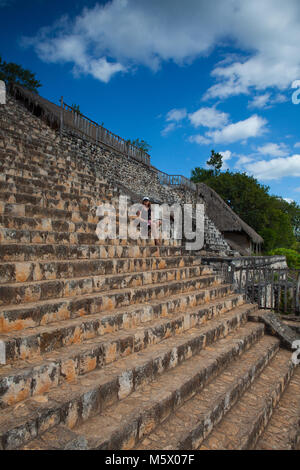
1;0;300;203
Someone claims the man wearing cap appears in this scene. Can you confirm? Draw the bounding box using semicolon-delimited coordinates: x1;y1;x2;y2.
137;197;161;246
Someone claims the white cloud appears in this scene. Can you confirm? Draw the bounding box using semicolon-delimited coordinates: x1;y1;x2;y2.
189;114;267;145
248;92;287;109
188;107;229;128
161;107;187;135
243;154;300;180
294;143;300;148
22;14;125;83
295;187;300;192
22;0;300;91
248;93;270;109
161;122;177;136
257;143;289;157
284;198;294;203
207;115;267;144
188;134;211;145
166;108;187;122
235;155;255;169
88;58;125;83
220;150;232;161
219;150;232;169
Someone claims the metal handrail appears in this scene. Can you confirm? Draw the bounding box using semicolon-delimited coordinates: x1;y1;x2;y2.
217;264;300;314
155;168;197;191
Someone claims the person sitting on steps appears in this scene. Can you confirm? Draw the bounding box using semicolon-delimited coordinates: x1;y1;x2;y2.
137;197;161;246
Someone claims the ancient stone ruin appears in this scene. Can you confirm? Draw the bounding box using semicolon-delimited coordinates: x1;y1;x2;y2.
0;86;299;450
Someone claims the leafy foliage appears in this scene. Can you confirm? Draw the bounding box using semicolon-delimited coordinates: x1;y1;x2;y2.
127;138;152;153
267;248;300;269
206;150;223;175
191;162;300;252
0;56;41;93
71;103;81;113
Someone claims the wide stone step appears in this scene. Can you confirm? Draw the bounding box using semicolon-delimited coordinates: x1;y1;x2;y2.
0;169;123;204
0;226;174;247
0;181;116;205
0;243;184;263
23;322;266;451
0;267;214;307
198;348;294;450
1;173;113;200
0;315;262;450
0;155;112;184
0;179;114;201
255;366;300;450
0;156;112;187
0;190;112;213
0;162;115;191
0;254;200;284
0;297;250;407
0;201;99;224
0;214;98;236
136;334;279;450
0;277;231;333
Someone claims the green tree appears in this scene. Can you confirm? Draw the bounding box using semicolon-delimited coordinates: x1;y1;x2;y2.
191;167;214;182
206;150;223;175
268;248;300;269
190;165;298;252
127;138;152;153
0;56;41;93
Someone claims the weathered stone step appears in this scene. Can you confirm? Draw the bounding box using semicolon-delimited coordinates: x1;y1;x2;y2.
0;154;111;184
0;316;262;450
0;167;121;202
0;214;98;236
0;199;91;222
23;322;265;451
0;178;115;208
0;179;115;202
255;366;300;450
1;173;114;200
0;161;113;189
0;227;98;245
0;254;200;284
0;152;108;181
0;181;116;205
0;277;231;333
136;334;279;450
0;225;161;247
0;189;112;213
0;243;184;263
0;297;250;407
0;228;181;250
198;348;294;450
0;201;99;224
0;267;214;307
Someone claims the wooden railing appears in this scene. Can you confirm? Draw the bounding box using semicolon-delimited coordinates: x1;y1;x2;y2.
155;169;197;191
218;264;300;315
60;99;151;166
59;98;197;192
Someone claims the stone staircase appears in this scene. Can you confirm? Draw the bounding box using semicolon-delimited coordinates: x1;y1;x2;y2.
0;95;299;451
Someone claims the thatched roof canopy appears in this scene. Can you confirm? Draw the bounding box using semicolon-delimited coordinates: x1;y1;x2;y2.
197;183;263;244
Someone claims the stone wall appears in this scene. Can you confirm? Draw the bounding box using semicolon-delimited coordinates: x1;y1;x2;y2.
202;255;288;271
2;94;233;255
